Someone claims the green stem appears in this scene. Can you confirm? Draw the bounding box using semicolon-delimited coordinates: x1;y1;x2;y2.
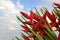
44;30;53;40
40;8;57;40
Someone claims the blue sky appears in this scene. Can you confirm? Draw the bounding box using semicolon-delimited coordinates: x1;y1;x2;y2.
0;0;60;40
12;0;53;12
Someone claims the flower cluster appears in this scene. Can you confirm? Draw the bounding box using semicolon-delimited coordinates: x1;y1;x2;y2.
16;3;60;40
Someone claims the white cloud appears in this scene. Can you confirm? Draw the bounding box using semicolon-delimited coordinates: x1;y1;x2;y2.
8;27;18;31
0;0;24;40
45;0;60;3
16;2;24;10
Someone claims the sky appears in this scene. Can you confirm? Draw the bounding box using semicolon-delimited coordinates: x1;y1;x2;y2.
0;0;60;40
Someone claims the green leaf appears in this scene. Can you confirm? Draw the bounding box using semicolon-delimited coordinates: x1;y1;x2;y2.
44;35;51;40
11;38;15;40
17;16;24;23
34;7;40;16
53;6;60;19
34;37;38;40
15;36;20;40
45;23;57;40
44;30;54;40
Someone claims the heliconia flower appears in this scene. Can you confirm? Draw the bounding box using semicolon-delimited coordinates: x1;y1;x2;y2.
58;32;60;40
30;10;45;23
21;25;30;32
46;11;56;21
20;11;30;19
33;22;39;31
50;21;57;27
40;31;45;38
24;21;35;26
54;3;60;9
39;24;47;30
23;36;30;40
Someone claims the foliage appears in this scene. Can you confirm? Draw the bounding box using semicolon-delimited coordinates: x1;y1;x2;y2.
14;3;60;40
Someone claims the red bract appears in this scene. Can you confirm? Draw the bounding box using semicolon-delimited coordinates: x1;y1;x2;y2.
54;3;60;9
20;11;30;19
21;25;30;32
23;36;30;40
23;30;30;32
24;21;35;26
50;21;57;27
30;11;45;23
39;24;46;30
46;11;56;21
28;35;35;38
40;31;45;38
33;22;39;31
33;21;47;32
30;12;33;22
57;20;60;25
